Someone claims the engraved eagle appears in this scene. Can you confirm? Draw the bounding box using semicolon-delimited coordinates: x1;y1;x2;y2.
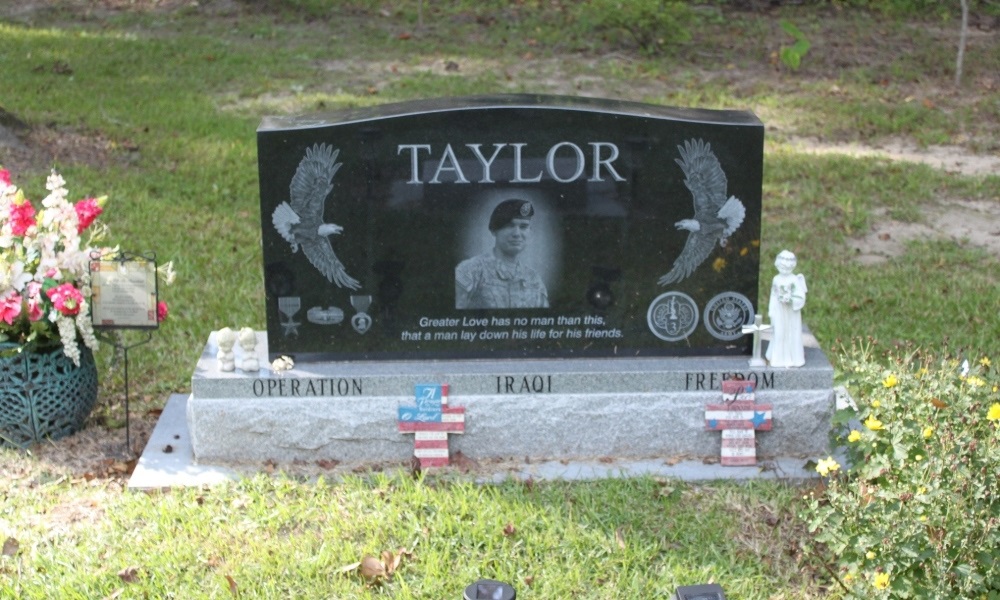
271;143;360;290
658;139;746;286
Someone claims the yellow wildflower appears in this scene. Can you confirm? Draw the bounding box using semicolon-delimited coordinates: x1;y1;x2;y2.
866;550;876;560
967;376;986;388
872;399;881;408
843;573;854;583
815;456;841;476
981;357;992;368
848;430;861;443
918;367;929;377
873;572;890;590
915;454;923;461
922;426;933;439
864;415;885;431
712;257;727;273
987;403;1000;422
917;486;927;494
883;374;898;388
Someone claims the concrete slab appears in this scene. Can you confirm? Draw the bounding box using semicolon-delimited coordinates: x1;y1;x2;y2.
128;394;238;491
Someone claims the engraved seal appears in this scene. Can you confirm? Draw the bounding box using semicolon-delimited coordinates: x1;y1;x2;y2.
647;291;699;342
703;292;754;341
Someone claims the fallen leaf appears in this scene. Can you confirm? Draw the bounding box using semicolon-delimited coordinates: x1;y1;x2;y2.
339;561;362;574
450;451;479;473
397;32;412;40
599;456;614;464
503;522;516;537
225;574;238;597
118;566;141;584
360;555;386;581
2;537;18;557
316;458;340;470
931;398;948;409
523;575;535;586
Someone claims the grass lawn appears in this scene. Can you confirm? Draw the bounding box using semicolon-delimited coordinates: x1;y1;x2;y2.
1;1;998;597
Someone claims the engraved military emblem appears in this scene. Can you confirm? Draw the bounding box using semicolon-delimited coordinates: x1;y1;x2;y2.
647;291;699;342
703;291;754;340
350;295;373;334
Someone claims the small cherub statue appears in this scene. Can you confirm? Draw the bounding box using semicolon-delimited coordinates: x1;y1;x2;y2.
216;327;237;372
238;327;260;372
765;250;807;368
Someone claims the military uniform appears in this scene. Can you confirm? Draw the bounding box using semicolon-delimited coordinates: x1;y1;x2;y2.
455;253;549;309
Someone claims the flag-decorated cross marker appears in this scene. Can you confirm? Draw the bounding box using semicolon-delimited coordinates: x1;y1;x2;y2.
705;380;772;466
398;384;465;468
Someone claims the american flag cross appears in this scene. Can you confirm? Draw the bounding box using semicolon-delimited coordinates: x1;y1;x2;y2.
398;384;465;468
705;379;772;466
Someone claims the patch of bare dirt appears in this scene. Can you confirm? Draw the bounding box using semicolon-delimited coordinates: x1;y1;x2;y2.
848;199;1000;265
4;412;157;484
0;116;139;176
790;136;1000;178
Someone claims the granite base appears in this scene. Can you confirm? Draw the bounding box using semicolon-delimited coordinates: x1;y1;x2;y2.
187;332;835;467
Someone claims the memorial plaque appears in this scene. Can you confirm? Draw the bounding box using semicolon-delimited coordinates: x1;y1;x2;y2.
258;95;764;361
90;253;159;329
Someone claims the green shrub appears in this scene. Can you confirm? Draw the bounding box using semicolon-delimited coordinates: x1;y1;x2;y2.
801;345;1000;597
573;0;694;55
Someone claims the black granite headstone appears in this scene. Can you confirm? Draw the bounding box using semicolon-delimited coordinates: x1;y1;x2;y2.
257;95;763;362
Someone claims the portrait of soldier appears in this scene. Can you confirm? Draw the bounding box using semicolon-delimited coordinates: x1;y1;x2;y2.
455;198;549;309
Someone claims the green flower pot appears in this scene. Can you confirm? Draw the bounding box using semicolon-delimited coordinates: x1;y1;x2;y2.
0;343;99;448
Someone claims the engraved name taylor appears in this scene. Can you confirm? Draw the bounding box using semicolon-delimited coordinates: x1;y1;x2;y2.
398;142;626;184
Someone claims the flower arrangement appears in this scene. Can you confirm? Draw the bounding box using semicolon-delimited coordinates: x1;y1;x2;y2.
0;167;173;365
801;344;999;598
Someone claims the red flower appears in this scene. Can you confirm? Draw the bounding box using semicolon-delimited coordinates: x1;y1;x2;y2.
156;301;169;322
74;197;103;233
46;283;84;316
9;200;36;236
0;168;10;187
0;293;22;325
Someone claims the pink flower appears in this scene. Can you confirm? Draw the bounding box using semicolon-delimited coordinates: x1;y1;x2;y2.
156;301;169;322
9;199;36;236
74;197;103;233
0;168;10;187
46;283;84;316
27;298;44;321
0;293;22;325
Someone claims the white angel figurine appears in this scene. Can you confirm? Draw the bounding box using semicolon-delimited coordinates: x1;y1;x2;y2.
216;327;237;372
238;327;260;372
765;250;807;368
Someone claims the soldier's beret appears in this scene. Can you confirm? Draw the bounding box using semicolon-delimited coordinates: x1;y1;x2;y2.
488;199;534;232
